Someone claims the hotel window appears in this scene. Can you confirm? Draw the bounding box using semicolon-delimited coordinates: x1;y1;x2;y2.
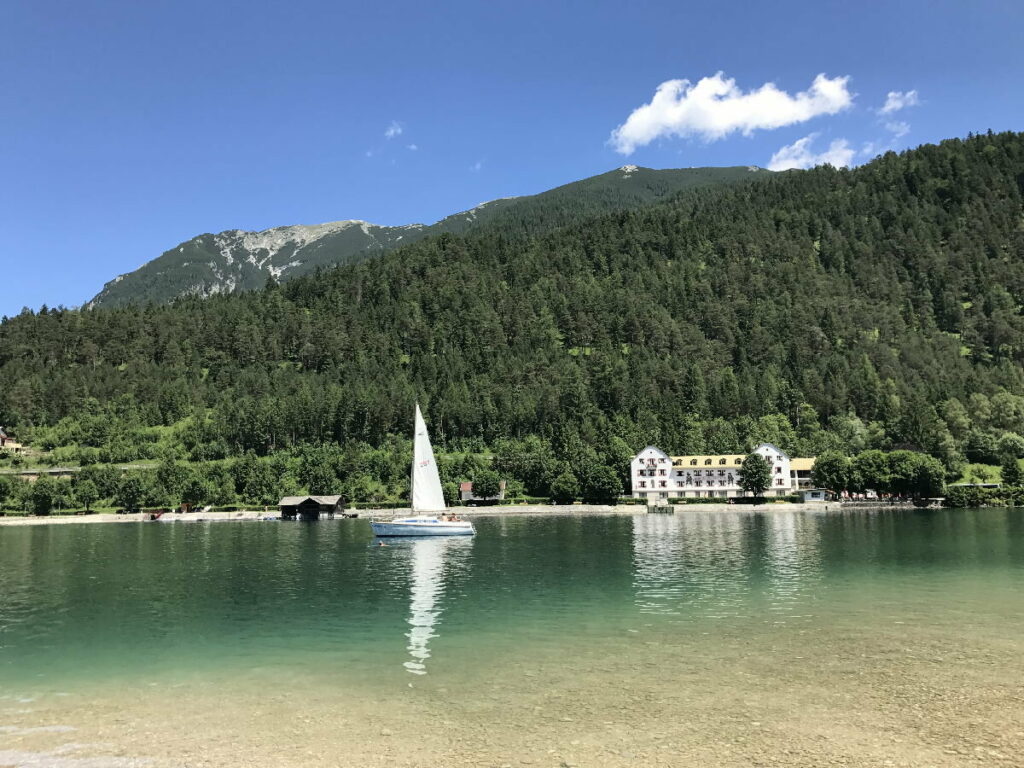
776;479;784;486
718;470;724;476
719;458;727;465
659;481;667;488
659;470;666;476
775;466;782;473
695;480;702;487
639;481;646;488
705;459;712;465
690;459;698;466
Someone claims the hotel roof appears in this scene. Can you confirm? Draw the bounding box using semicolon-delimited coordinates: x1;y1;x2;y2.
667;454;817;468
670;454;747;466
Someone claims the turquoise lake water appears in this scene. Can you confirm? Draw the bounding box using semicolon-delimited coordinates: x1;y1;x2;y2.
1;509;1022;767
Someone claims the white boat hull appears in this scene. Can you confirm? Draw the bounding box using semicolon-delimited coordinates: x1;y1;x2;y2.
371;517;475;537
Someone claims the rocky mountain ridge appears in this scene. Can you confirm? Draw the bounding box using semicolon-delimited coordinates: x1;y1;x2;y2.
88;165;768;308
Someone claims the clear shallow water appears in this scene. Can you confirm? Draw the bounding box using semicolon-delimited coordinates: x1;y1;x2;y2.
1;509;1022;767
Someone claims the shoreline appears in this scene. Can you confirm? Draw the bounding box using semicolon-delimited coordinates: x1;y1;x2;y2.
0;501;918;527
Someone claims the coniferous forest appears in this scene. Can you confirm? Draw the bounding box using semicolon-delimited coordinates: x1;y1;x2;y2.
2;131;1024;510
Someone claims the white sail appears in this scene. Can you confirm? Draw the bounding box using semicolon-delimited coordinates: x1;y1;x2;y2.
411;403;446;513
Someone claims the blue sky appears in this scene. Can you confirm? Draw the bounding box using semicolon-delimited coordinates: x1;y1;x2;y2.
2;0;1022;317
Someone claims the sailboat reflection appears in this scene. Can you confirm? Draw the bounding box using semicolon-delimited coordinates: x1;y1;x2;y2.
399;535;472;675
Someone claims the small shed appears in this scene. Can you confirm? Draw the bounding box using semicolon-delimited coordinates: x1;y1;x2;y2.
801;488;832;503
459;480;506;504
0;427;22;453
279;495;343;520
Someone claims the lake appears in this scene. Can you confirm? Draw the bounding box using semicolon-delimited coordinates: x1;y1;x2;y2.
1;509;1022;767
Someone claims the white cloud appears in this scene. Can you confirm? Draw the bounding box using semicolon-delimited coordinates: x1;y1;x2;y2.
384;120;403;139
879;90;919;115
469;160;483;172
610;72;854;155
768;133;855;171
406;143;418;151
885;120;910;138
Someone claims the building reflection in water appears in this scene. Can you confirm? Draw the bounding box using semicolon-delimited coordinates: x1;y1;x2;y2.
631;511;824;621
763;510;823;620
631;512;750;619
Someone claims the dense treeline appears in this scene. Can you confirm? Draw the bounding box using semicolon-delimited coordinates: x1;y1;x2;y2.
2;131;1024;503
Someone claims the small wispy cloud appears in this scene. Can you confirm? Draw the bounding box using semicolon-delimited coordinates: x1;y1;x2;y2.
885;120;910;138
768;133;854;171
610;72;854;155
406;143;418;151
879;90;919;115
469;160;483;172
384;120;403;139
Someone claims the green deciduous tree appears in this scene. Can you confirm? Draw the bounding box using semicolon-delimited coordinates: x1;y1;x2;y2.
996;432;1024;460
0;475;13;509
738;453;771;497
811;451;853;493
471;468;501;500
852;449;890;493
116;474;146;511
550;471;580;504
29;476;62;516
580;465;622;504
75;478;99;511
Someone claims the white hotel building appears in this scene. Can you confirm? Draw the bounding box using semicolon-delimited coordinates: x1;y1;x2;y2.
631;443;815;501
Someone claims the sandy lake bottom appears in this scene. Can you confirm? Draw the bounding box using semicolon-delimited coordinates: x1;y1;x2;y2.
1;510;1021;767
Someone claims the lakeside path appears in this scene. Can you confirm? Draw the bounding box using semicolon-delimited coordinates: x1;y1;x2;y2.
0;501;912;527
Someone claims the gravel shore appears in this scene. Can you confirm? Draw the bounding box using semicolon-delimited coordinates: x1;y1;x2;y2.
0;501;915;526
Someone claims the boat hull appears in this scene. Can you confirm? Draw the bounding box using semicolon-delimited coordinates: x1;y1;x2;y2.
371;519;475;537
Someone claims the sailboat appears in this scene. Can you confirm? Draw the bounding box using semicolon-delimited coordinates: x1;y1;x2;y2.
369;404;476;537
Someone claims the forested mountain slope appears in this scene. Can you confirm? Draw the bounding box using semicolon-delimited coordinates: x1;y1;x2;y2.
87;165;766;308
3;132;1024;494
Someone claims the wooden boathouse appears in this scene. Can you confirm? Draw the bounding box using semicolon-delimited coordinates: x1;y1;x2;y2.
278;495;344;521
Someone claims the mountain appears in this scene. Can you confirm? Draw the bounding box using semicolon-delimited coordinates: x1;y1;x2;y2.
4;132;1023;507
88;220;426;309
87;165;769;308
